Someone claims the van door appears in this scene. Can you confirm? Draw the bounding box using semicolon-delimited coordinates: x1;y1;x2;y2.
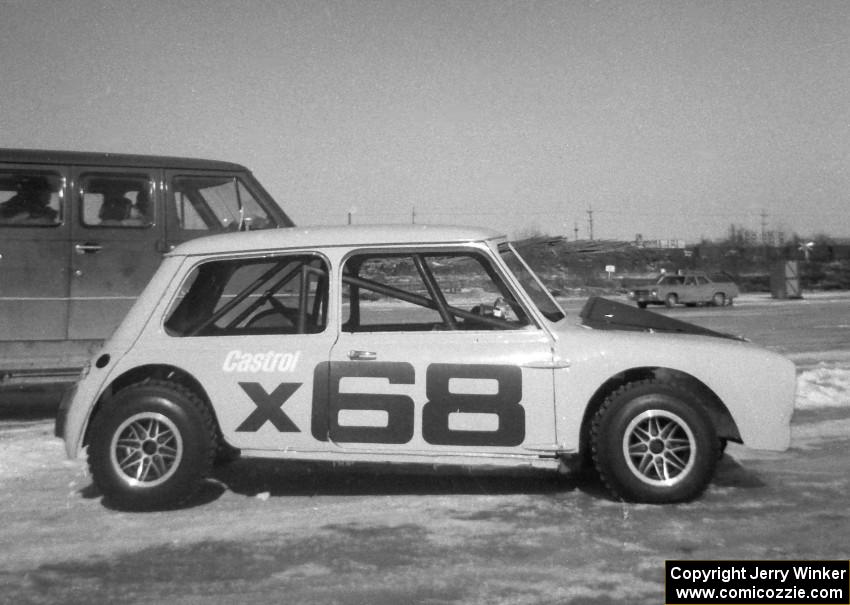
68;168;163;340
0;167;68;341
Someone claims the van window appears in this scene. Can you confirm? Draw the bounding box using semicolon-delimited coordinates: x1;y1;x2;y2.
0;170;62;226
172;176;276;232
80;173;154;228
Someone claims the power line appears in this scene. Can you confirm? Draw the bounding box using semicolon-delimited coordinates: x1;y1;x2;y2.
340;207;794;220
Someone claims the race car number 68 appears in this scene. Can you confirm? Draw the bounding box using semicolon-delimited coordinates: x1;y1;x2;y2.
311;362;526;447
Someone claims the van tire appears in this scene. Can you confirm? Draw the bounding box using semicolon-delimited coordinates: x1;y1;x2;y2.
88;380;215;510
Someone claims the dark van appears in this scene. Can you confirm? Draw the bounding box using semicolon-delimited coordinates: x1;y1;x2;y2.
0;149;293;384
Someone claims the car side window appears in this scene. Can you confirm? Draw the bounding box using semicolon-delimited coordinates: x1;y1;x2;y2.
342;251;530;332
171;175;276;232
165;254;328;337
80;173;153;228
0;170;62;226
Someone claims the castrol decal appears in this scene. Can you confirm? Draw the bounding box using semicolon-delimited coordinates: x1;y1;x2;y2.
222;350;301;373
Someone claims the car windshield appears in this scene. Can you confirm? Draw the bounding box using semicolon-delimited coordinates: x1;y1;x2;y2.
499;243;565;322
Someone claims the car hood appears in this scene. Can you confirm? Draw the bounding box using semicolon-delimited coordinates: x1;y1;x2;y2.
578;296;743;341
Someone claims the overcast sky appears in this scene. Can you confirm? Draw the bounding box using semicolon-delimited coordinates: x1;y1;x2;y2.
1;1;848;242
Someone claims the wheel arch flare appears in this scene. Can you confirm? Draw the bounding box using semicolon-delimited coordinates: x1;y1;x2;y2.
577;366;741;461
82;364;219;450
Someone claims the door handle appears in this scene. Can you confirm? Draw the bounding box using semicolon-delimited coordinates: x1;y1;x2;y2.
75;242;103;254
348;350;377;361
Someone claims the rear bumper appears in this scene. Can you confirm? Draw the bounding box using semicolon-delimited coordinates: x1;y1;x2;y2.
628;292;660;304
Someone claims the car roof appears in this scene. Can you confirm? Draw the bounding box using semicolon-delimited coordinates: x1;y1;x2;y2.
0;148;248;172
170;224;507;256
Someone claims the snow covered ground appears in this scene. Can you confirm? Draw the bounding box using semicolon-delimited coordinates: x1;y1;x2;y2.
796;363;850;410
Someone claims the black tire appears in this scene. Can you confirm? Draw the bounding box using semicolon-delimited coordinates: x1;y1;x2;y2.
637;302;648;309
214;439;242;466
591;380;719;503
88;380;215;510
712;292;726;307
664;293;678;308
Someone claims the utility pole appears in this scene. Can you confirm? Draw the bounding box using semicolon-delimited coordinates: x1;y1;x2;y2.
587;207;594;240
760;208;769;265
574;221;579;241
760;209;768;245
412;206;416;224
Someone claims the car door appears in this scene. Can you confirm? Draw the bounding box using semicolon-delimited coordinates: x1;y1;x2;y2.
695;275;713;302
677;275;696;304
315;247;557;457
68;168;162;340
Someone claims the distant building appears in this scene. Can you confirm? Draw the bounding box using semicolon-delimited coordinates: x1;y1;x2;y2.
634;237;686;250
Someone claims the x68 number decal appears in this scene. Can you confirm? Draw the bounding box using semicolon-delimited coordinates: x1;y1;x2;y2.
238;361;526;447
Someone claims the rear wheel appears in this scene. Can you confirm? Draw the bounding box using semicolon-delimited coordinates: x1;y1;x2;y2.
591;380;719;503
88;380;215;510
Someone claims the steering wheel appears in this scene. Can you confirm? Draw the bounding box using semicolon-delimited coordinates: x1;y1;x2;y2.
245;299;299;331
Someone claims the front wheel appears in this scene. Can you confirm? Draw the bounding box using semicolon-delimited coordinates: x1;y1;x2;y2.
88;380;215;510
591;380;719;503
664;293;678;308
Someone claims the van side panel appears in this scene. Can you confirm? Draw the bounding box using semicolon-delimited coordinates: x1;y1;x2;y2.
0;225;69;341
0;165;70;342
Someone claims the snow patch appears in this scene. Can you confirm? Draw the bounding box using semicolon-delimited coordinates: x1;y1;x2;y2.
796;364;850;409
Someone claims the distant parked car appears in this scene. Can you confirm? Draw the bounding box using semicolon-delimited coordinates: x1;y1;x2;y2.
628;271;739;308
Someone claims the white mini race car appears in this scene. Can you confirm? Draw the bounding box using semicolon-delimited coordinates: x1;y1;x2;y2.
56;225;796;509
